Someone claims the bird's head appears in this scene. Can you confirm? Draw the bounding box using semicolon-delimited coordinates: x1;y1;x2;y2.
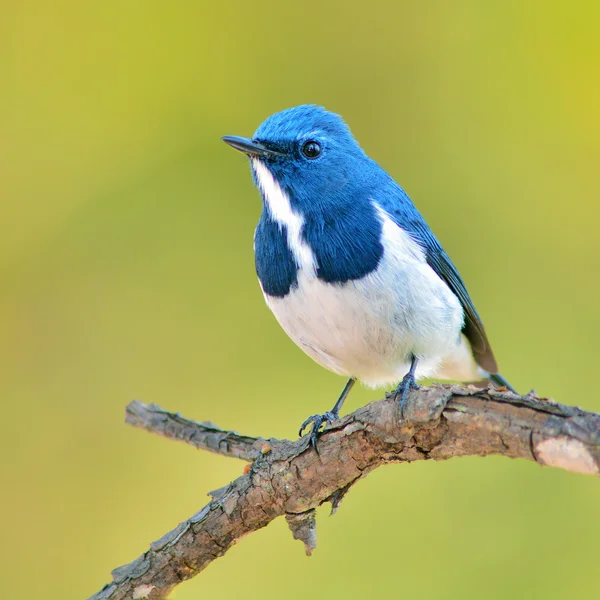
223;105;373;213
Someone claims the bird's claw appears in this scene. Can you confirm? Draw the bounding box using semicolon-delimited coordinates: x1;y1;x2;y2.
299;411;338;452
393;373;420;419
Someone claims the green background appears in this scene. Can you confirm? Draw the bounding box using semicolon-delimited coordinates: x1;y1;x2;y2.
2;1;599;598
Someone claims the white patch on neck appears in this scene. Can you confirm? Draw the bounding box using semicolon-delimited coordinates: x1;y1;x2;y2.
252;158;317;277
373;203;427;263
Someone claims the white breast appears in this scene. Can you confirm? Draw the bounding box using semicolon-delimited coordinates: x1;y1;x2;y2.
253;160;465;387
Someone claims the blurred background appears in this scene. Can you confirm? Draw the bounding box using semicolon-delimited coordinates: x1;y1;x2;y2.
1;1;599;598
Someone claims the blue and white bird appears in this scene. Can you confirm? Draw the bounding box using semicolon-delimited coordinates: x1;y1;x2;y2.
223;105;514;447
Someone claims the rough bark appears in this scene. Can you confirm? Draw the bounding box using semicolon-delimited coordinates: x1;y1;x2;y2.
89;385;600;600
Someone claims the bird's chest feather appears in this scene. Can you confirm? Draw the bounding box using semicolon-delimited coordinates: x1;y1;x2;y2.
251;160;463;383
252;158;384;295
263;223;463;383
254;212;463;384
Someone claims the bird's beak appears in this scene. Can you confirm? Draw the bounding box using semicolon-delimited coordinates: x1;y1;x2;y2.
222;135;284;158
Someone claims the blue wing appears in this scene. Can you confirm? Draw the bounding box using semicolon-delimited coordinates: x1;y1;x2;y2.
374;182;499;374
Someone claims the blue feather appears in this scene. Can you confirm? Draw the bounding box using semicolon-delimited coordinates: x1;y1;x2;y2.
254;213;298;297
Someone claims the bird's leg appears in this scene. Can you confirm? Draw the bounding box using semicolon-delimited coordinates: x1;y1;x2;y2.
393;355;420;419
299;378;356;451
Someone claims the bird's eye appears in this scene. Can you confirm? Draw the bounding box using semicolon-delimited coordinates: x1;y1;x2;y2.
301;140;321;159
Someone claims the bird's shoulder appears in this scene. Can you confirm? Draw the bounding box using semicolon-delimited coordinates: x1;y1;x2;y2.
302;193;384;284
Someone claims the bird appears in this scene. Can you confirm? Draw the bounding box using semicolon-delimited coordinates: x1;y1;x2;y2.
222;105;515;448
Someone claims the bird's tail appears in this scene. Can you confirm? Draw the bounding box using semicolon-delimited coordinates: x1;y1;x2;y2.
488;372;517;393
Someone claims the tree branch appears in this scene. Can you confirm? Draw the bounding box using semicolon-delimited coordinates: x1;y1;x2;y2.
125;401;268;461
90;385;600;600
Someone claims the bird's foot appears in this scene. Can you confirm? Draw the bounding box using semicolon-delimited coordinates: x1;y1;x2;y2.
299;411;339;452
393;373;420;420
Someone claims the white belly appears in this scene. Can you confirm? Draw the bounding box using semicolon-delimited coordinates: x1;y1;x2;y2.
251;160;466;387
263;212;465;387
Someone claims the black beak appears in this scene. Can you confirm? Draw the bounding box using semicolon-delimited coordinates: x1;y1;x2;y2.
222;135;283;158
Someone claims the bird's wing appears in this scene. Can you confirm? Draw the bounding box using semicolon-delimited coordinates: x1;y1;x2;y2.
376;186;498;374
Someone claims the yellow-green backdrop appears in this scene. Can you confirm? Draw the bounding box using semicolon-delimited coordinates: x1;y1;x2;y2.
1;1;599;599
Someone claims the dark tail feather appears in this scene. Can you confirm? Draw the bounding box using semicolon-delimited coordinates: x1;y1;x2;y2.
489;373;517;394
